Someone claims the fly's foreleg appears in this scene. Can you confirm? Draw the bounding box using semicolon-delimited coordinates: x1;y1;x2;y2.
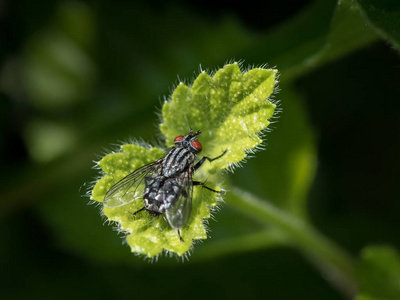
194;150;227;171
193;181;226;195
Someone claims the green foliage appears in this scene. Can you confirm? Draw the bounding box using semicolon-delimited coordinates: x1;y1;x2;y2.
357;0;400;51
356;246;400;300
91;63;277;257
2;0;400;299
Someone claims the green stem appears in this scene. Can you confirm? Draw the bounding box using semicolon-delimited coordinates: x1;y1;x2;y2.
193;229;290;261
228;187;358;299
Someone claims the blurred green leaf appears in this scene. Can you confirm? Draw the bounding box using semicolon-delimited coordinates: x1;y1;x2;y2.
356;245;400;300
249;0;377;81
24;31;95;110
309;0;378;66
24;119;78;162
56;1;95;49
23;2;95;112
357;0;400;51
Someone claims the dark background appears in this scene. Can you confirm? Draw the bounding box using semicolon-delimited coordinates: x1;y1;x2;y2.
1;0;399;299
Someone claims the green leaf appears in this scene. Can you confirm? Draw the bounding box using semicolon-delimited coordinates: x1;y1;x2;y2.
91;63;278;257
161;62;277;175
356;245;400;300
357;0;400;51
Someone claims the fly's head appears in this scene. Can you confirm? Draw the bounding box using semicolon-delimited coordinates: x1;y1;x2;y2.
173;128;203;154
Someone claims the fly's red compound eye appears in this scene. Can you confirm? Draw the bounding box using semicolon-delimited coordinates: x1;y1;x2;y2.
191;140;202;152
174;135;184;142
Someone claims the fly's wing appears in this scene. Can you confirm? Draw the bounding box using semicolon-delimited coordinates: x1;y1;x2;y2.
103;160;162;208
165;169;193;229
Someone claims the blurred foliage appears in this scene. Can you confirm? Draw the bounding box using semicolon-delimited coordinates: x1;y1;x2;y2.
1;0;400;299
357;0;400;50
356;246;400;300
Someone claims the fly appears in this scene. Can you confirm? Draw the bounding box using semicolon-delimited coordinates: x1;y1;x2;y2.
103;128;226;242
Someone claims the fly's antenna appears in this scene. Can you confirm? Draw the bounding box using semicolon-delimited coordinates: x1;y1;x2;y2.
184;115;200;137
188;122;193;135
184;115;192;134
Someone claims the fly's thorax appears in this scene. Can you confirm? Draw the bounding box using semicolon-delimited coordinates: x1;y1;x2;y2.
162;147;195;177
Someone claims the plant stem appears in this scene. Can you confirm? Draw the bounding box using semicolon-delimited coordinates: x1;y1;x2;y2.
193;229;290;261
228;187;358;299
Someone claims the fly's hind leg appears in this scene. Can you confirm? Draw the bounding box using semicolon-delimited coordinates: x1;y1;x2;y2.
193;181;226;195
177;229;184;243
133;207;146;216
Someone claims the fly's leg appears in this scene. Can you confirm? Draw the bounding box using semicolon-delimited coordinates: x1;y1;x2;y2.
177;229;184;243
194;150;227;171
133;207;146;216
193;181;226;195
174;151;227;242
136;208;162;218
